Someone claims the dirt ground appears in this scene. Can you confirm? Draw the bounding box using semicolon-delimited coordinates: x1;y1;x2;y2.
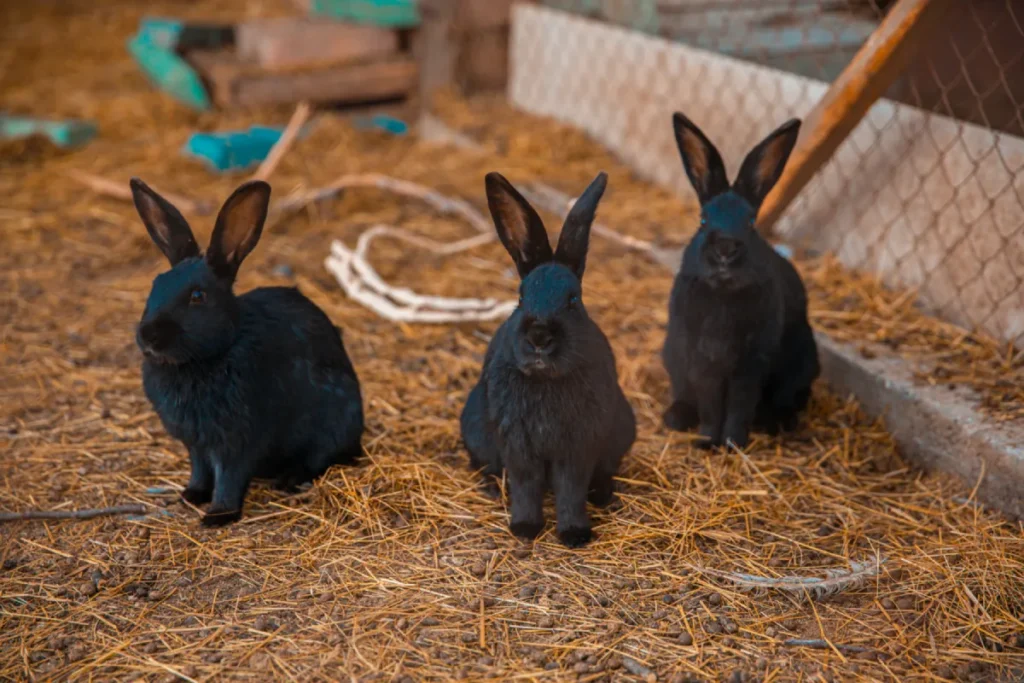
2;2;1024;682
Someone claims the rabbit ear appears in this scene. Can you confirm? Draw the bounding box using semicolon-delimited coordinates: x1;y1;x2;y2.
554;171;606;281
485;172;552;278
672;112;730;205
732;118;801;210
206;180;271;280
130;178;200;266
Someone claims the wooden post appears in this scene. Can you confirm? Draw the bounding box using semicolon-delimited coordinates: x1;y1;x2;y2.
416;0;460;115
756;0;955;235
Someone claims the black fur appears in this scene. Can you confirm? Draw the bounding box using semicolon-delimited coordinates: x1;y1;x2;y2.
460;172;636;547
662;113;819;449
130;178;364;526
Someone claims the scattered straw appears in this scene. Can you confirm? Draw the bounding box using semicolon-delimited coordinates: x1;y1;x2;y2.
2;3;1023;682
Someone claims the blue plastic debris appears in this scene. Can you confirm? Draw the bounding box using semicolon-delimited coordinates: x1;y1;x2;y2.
183;126;288;173
0;115;97;149
128;29;211;111
309;0;419;28
127;17;232;111
354;114;408;135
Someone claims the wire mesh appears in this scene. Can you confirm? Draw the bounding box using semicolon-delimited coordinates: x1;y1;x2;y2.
516;0;1024;345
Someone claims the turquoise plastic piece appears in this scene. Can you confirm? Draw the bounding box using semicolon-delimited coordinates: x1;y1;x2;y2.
309;0;419;28
136;17;185;49
354;114;408;135
183;126;287;173
0;115;97;149
127;17;212;111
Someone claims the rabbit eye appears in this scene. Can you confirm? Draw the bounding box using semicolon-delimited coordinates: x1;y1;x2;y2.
189;289;206;305
568;294;580;307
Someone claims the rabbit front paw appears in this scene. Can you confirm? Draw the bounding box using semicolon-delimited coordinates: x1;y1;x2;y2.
557;526;593;548
181;486;212;505
201;506;243;527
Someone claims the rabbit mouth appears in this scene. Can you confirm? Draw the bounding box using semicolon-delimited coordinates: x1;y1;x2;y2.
519;356;555;376
141;347;182;365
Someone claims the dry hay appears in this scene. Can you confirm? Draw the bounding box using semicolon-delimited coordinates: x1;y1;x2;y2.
3;2;1024;682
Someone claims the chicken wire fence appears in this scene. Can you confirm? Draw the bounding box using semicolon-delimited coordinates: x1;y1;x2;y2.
511;0;1024;346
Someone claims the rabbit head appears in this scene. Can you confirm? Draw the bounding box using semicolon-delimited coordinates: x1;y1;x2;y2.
485;171;607;378
672;112;800;290
130;178;271;365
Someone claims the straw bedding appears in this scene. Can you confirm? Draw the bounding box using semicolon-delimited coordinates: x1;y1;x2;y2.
2;2;1023;681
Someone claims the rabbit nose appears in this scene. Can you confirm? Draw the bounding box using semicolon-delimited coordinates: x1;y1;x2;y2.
526;325;555;353
138;318;179;350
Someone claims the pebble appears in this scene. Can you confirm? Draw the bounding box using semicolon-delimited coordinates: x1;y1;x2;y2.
79;581;97;597
881;598;896;610
706;621;722;635
512;548;531;559
1015;633;1024;648
544;662;559;671
538;616;555;629
254;614;278;632
478;656;495;667
470;563;487;577
896;597;914;610
765;626;777;638
723;620;738;634
678;632;693;646
421;617;440;626
708;593;722;607
936;665;953;680
67;646;85;663
460;633;476;643
2;559;17;570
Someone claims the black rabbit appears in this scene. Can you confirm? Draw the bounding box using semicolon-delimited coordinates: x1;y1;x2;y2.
130;178;364;526
661;113;819;449
460;171;636;548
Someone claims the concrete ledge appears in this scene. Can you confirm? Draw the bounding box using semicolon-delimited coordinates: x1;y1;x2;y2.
817;332;1024;520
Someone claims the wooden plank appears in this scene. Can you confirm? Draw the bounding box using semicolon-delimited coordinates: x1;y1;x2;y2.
232;58;417;107
756;0;955;235
235;18;398;72
189;51;416;107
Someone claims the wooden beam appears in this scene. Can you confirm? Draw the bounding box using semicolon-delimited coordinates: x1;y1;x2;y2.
756;0;954;235
235;18;398;72
415;0;460;113
189;51;417;107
